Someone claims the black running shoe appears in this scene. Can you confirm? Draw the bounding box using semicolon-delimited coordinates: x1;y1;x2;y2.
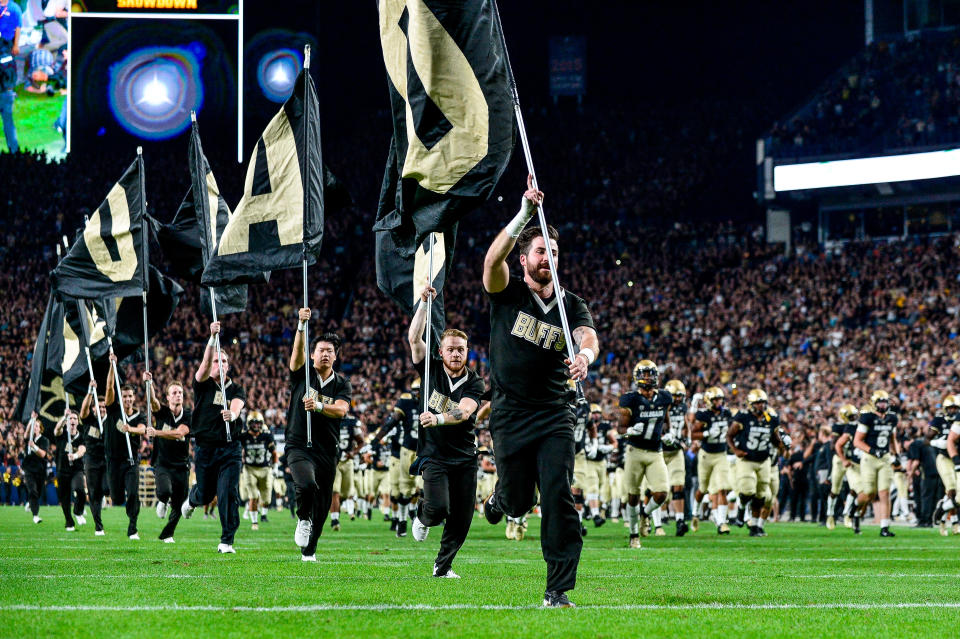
580;523;588;537
593;515;606;528
734;514;746;528
261;514;269;523
880;527;895;537
483;493;504;525
384;513;392;522
390;518;398;532
396;520;407;538
749;525;762;537
676;519;688;537
542;591;576;608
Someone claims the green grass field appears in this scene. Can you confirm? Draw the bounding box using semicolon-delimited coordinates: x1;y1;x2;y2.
2;506;959;638
0;87;65;157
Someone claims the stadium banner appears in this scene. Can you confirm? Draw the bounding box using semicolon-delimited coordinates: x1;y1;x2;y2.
74;0;238;14
50;156;147;300
549;36;586;97
374;0;515;335
201;67;324;288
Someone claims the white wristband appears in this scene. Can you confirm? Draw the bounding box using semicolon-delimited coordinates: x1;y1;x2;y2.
298;320;307;332
228;411;237;422
436;413;446;426
314;402;324;414
207;336;216;348
505;197;536;238
577;347;596;366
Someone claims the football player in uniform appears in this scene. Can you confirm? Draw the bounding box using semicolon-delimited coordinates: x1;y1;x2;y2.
825;404;859;530
930;394;960;535
407;287;485;578
571;394;591;536
691;386;733;534
618;360;672;549
477;447;498;512
583;404;613;528
945;407;960;534
852;390;900;537
833;406;863;528
239;411;277;531
286;309;352;561
148;380;192;543
481;178;599;608
53;410;86;531
662;380;689;535
727;389;784;537
330;412;363;531
105;355;148;540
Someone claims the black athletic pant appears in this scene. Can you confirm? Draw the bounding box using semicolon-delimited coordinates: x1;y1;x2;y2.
57;466;86;527
188;442;242;545
418;460;477;575
156;465;189;540
287;447;336;556
490;408;581;594
108;458;140;536
921;476;943;525
85;463;106;531
24;468;45;516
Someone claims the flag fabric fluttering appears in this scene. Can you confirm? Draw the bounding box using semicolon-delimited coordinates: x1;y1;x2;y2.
99;265;184;361
18;295;77;429
50;156;147;300
201;67;324;288
374;0;515;334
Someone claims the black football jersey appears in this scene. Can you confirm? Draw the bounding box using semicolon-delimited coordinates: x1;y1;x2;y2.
153;406;192;469
695;407;733;454
395;392;420;450
416;359;485;463
285;366;353;458
338;415;362;461
487;277;594;411
573;400;590;454
732;410;777;462
929;415;959;457
663;403;687;452
585;420;614;462
240;431;276;467
842;422;862;461
857;410;899;456
619;389;672;452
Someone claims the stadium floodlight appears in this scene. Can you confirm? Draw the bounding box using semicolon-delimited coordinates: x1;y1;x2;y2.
773;148;960;191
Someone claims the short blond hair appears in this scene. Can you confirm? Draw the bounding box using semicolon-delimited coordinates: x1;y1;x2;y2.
440;328;468;343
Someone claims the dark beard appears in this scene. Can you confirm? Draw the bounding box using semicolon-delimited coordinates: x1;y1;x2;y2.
526;261;552;285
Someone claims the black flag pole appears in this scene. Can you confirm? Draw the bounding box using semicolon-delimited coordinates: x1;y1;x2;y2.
302;43;313;448
492;2;584;397
138;147;154;451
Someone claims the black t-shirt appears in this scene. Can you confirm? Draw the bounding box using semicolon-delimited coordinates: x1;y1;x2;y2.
663;402;687;452
620;389;673;451
695;407;733;454
240;430;276;467
908;438;939;477
23;434;50;474
82;414;106;466
105;404;146;461
191;378;245;447
285;365;353;458
732;410;777;462
56;427;85;472
487;277;594;411
415;358;485;464
573;400;590;454
394;392;419;451
153;406;192;469
857;410;899;456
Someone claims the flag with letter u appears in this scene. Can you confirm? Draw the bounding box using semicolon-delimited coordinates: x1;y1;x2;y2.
201;67;324;287
375;0;515;329
51;156;147;299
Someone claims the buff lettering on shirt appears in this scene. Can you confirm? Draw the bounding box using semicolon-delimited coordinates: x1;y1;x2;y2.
306;388;336;405
510;311;565;351
427;390;457;414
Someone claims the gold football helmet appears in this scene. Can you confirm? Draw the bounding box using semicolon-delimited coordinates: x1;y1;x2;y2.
411;377;422;390
747;388;768;405
633;360;659;389
870;390;890;405
704;386;725;407
839;404;859;423
665;379;686;401
589;403;602;414
943;394;959;415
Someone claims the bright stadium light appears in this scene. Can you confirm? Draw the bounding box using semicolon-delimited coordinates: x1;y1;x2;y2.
138;73;174;106
773;148;960;191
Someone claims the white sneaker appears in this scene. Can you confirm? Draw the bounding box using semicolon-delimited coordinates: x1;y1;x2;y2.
301;554;317;562
217;543;236;554
94;530;105;536
181;501;196;520
294;519;313;548
163;537;176;544
129;533;140;540
433;564;460;578
156;501;168;519
33;516;42;524
76;515;87;526
412;516;429;542
65;526;76;532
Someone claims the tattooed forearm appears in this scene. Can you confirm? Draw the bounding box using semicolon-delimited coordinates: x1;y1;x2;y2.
572;326;586;349
448;408;464;422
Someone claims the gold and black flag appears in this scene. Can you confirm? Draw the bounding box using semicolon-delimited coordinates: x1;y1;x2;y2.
51;156;147;300
98;265;184;361
46;295;112;395
201;67;324;288
18;295;77;428
154;119;263;315
374;0;515;328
